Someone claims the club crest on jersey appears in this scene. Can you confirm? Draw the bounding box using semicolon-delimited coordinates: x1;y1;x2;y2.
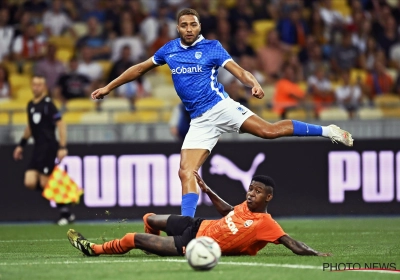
244;220;253;227
32;112;41;124
30;107;35;113
195;52;202;59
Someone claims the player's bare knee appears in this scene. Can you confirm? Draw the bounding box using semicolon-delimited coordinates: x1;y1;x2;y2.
178;168;192;182
24;181;37;190
260;127;279;139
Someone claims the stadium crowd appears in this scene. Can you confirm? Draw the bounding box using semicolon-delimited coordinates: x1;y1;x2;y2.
1;0;400;121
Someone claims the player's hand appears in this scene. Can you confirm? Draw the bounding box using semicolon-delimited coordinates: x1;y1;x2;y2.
193;170;210;193
316;252;332;257
91;87;110;100
251;86;264;99
57;148;68;162
13;146;23;161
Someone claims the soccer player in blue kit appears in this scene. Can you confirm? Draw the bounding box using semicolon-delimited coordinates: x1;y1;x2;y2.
91;8;354;218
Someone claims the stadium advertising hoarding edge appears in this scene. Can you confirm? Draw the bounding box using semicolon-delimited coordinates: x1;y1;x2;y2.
0;140;399;221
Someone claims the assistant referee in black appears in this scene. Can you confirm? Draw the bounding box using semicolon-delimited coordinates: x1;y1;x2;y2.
13;75;73;225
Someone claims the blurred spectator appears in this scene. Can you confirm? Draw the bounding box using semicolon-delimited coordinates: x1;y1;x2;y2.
389;37;400;69
273;63;306;118
229;27;255;59
34;44;66;92
225;80;249;107
239;55;265;99
128;0;147;34
76;17;110;60
22;0;48;23
307;65;335;117
43;0;75;37
196;0;217;37
54;57;91;105
12;22;46;61
0;8;14;62
351;19;371;53
331;32;360;75
286;52;304;82
140;3;176;47
108;45;133;82
216;19;231;51
111;20;144;63
77;46;103;84
82;0;105;22
319;0;348;37
104;0;125;37
360;37;379;71
169;103;190;141
13;11;32;38
277;7;309;47
335;69;363;119
250;0;273;20
150;23;173;55
257;30;288;83
304;44;331;78
376;16;398;60
140;0;158;15
298;35;317;64
309;7;328;45
228;0;254;35
0;65;11;101
395;74;400;95
63;0;79;21
365;59;394;100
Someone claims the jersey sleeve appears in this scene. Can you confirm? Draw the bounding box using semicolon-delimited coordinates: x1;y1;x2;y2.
48;100;62;122
152;43;168;66
212;41;233;68
256;217;286;244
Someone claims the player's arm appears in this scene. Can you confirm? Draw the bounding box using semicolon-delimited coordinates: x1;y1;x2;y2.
193;171;234;216
91;57;158;100
278;235;331;256
13;125;32;160
224;60;264;99
56;119;68;162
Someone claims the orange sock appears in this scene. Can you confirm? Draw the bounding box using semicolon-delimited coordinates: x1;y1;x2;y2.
143;213;160;235
92;233;136;255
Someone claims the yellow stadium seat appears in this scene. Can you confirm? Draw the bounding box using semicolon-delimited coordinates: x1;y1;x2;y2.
72;22;88;38
15;87;32;102
261;109;280;121
381;107;400;118
297;82;307;92
0;112;11;125
11;112;28;125
374;94;400;107
61;111;83;124
56;48;74;63
136;97;166;109
65;98;96;111
249;20;276;51
97;60;113;80
113;111;160;123
350;69;367;84
319;107;349;121
287;108;308;120
223;0;236;8
81;111;111;124
156;64;173;84
152;84;179;103
9;74;31;94
358;107;383;120
0;100;27;110
48;36;75;49
101;98;131;111
386;68;398;81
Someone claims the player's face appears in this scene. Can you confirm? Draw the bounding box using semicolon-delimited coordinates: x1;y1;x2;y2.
177;15;201;46
31;77;46;98
246;181;272;212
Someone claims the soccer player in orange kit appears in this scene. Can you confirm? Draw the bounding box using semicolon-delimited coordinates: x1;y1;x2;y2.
67;171;330;257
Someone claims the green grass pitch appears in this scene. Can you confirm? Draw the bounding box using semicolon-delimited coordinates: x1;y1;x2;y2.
1;217;399;280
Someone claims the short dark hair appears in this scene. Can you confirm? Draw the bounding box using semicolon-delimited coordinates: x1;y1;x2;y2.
32;74;46;80
177;8;200;23
252;175;275;189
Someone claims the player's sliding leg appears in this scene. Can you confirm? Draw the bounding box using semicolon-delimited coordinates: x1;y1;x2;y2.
67;229;180;257
143;214;171;235
240;115;353;146
179;149;210;217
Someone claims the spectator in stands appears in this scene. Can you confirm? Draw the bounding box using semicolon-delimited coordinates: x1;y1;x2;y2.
250;0;273;20
77;45;103;86
335;69;363;119
229;27;255;59
43;0;75;37
360;37;380;71
76;17;110;60
351;19;371;53
63;0;79;21
13;11;32;38
298;35;317;64
365;59;394;100
196;0;217;37
257;30;289;83
140;3;176;47
216;19;231;51
277;6;309;47
169;103;191;142
111;20;144;63
12;22;46;61
34;44;66;92
319;0;348;38
54;57;91;105
228;0;254;35
104;0;125;37
108;45;133;83
390;37;400;69
286;52;304;82
273;63;306;118
81;0;105;23
307;65;335;117
395;74;400;95
0;8;14;62
150;23;172;56
304;44;331;79
22;0;48;24
128;0;147;34
0;65;11;100
309;7;328;46
331;31;360;76
377;16;398;60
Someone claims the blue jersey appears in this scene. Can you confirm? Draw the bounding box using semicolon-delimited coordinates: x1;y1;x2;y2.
152;35;233;118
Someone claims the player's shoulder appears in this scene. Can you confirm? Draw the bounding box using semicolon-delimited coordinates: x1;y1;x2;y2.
160;38;180;51
200;39;223;47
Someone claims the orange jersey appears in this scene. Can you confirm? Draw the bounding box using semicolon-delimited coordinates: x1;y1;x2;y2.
196;202;286;255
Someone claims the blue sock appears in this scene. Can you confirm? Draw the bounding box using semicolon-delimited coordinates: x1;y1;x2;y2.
292;120;322;136
181;193;199;217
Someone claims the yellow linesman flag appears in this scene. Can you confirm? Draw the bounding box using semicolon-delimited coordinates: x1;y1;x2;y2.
42;166;83;204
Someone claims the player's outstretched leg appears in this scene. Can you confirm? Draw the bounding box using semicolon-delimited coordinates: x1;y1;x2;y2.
240;116;354;146
67;229;98;256
143;213;171;235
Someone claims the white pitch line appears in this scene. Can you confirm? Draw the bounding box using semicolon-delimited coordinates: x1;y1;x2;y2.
0;238;101;243
0;259;398;274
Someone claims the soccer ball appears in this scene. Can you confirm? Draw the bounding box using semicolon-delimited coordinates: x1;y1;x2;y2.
185;236;221;271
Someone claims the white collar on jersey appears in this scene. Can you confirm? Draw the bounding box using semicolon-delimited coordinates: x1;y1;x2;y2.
179;34;204;49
